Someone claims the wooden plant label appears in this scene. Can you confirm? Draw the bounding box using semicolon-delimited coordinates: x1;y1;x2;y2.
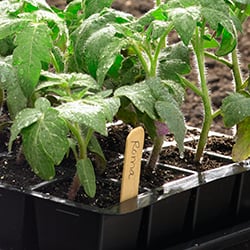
120;126;144;203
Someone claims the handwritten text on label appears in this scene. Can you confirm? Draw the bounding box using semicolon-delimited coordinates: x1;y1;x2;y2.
128;140;140;179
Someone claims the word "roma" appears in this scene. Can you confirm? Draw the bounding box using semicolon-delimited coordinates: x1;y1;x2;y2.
128;140;140;179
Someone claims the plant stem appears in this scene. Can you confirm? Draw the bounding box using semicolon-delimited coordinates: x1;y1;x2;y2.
50;51;61;73
150;23;174;76
67;123;92;200
147;135;164;170
155;0;161;7
211;109;221;120
179;75;203;97
204;51;233;69
68;173;80;200
131;42;150;77
231;48;243;92
0;87;3;111
193;23;213;163
67;122;87;159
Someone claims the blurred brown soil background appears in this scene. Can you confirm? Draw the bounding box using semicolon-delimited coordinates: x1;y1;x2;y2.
47;0;250;135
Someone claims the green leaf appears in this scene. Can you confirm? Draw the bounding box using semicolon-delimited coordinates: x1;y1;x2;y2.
13;23;52;97
88;135;106;173
155;100;186;154
203;34;219;49
0;87;4;114
64;0;83;31
245;4;250;16
234;0;250;4
135;5;168;29
9;108;42;151
105;56;144;88
82;25;126;85
114;81;157;119
23;0;52;11
92;95;121;122
84;0;113;18
22;129;55;180
232;117;250;161
9;97;69;179
146;20;171;41
35;96;51;111
37;71;99;92
163;80;185;106
0;60;27;118
88;135;106;162
215;29;237;56
51;46;64;72
146;77;171;101
166;0;237;45
158;42;191;82
167;4;200;45
76;158;96;198
57;101;106;134
0;35;15;56
21;105;69;180
96;38;127;85
0;17;28;40
34;10;68;44
200;0;236;36
138;112;157;140
221;93;250;127
56;97;120;135
72;8;132;73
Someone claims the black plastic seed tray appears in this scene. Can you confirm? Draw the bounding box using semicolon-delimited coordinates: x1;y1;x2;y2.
164;219;250;250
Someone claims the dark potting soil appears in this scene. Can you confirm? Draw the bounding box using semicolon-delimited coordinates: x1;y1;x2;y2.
0;116;234;208
0;154;73;189
37;177;122;208
185;135;235;156
143;145;233;172
0;156;42;188
161;146;233;172
0;116;190;208
35;161;190;208
96;121;156;159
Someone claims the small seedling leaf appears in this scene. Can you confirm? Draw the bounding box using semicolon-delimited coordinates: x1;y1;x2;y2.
88;135;106;167
221;93;250;127
9;109;42;151
76;158;96;198
215;29;237;56
0;60;27;118
232;117;250;161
